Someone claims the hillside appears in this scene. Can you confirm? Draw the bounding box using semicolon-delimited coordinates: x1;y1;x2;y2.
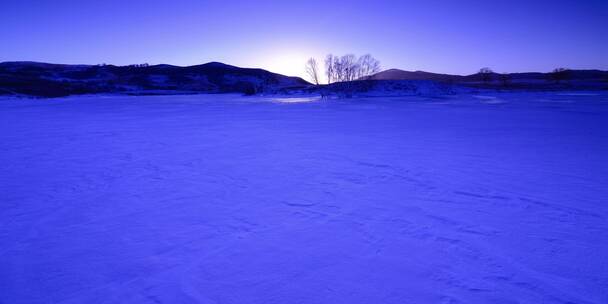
366;68;608;90
367;69;463;82
368;68;608;82
2;61;607;98
0;61;310;97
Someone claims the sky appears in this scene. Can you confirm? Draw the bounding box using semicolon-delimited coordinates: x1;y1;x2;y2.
1;0;607;81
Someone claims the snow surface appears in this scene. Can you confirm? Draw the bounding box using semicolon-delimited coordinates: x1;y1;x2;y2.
1;93;608;304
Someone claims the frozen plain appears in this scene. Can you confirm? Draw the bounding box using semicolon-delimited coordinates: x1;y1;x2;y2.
1;92;607;304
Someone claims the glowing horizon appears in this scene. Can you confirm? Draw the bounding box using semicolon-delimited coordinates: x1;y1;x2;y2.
1;0;606;82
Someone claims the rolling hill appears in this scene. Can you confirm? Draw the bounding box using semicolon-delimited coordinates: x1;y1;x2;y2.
0;61;310;97
367;68;608;83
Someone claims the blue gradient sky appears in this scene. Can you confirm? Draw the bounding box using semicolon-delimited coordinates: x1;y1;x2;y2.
1;0;606;79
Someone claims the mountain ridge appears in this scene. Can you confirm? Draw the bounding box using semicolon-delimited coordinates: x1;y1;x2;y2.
0;61;310;97
1;61;607;97
367;68;608;82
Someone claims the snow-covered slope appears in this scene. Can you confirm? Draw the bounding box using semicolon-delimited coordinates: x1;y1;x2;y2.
0;61;310;97
1;93;607;303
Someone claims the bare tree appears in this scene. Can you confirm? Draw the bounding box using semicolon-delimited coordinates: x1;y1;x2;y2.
305;58;320;85
321;53;382;83
357;54;381;79
340;55;357;82
333;56;344;83
549;68;569;84
478;67;494;83
325;54;334;84
499;73;511;87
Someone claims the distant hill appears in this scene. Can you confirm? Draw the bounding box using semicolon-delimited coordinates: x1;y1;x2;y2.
2;61;606;98
367;68;608;83
367;69;463;82
0;61;310;97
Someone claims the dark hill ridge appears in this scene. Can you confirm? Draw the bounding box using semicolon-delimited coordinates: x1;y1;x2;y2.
1;61;607;97
364;68;608;91
367;68;608;82
0;61;310;97
368;69;461;81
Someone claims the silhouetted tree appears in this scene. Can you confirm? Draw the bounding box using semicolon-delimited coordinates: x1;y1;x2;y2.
499;73;511;87
322;54;381;83
357;54;381;79
478;67;494;83
127;63;149;68
549;68;569;83
340;54;357;81
325;54;335;84
305;58;320;85
333;56;344;82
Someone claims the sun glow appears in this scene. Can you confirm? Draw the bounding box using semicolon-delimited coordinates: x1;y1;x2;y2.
263;53;307;77
259;51;314;80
